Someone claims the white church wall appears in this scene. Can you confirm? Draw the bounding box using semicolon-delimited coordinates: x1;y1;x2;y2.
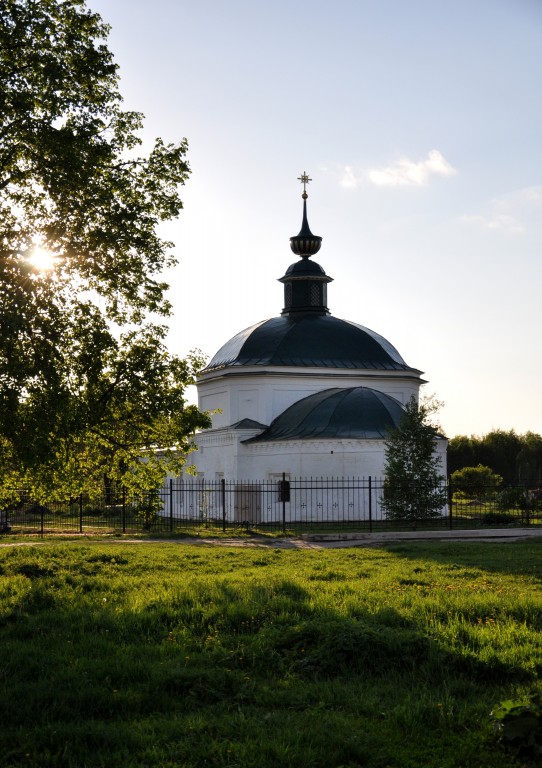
236;388;260;423
198;368;422;429
238;439;389;480
185;424;447;487
199;388;229;428
173;434;448;524
270;387;320;423
184;432;238;478
435;438;448;478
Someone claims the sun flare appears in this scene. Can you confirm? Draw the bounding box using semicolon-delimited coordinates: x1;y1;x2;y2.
29;246;57;271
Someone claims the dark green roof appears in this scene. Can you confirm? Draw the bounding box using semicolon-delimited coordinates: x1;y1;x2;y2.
229;419;269;430
243;387;405;442
283;259;327;276
205;314;412;372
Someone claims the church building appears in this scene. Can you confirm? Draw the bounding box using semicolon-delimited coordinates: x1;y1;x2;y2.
184;174;447;483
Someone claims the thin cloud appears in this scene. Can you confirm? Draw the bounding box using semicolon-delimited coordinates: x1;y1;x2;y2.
461;214;525;234
367;150;457;187
496;185;542;210
460;186;542;235
340;165;359;189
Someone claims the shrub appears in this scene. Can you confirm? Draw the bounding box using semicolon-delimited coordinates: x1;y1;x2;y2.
481;512;517;526
497;487;526;512
451;464;502;500
133;491;163;530
492;695;542;760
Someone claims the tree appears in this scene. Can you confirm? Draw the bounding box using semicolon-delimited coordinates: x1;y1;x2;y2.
382;397;448;524
450;464;502;500
0;0;210;498
448;431;542;485
516;432;542;485
478;430;522;485
447;434;481;475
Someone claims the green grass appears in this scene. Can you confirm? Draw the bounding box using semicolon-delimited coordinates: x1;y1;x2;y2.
1;539;542;767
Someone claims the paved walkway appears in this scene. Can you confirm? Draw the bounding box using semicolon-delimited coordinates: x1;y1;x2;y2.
190;528;542;549
298;527;542;547
1;528;541;550
308;527;542;540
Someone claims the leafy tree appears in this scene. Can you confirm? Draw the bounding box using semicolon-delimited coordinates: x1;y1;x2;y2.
382;397;448;524
447;434;481;475
448;431;542;485
516;432;542;485
450;464;502;500
0;0;210;498
496;486;527;513
479;430;522;484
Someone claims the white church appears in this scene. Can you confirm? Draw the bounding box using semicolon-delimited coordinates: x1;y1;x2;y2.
183;175;447;488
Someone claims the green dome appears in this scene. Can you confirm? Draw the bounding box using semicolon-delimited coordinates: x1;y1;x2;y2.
205;314;412;372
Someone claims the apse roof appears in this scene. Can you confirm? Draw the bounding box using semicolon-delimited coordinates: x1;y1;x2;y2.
243;386;405;442
204;314;412;372
229;419;269;430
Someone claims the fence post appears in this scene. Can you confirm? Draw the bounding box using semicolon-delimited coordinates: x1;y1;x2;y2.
221;478;226;533
40;504;44;538
448;480;453;530
282;472;287;534
79;493;83;534
370;477;374;532
1;507;8;534
169;478;174;533
122;488;126;534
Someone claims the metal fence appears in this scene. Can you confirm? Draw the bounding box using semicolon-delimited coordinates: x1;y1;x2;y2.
2;478;541;536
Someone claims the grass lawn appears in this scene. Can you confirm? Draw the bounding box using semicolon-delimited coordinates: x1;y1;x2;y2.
1;538;542;767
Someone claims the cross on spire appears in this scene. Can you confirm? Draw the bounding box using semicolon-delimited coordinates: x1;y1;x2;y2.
297;171;312;198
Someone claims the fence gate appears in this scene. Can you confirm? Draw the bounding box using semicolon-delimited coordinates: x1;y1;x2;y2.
234;483;262;524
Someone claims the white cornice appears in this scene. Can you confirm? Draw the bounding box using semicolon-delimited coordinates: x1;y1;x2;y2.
245;439;387;452
196;429;264;447
198;366;425;383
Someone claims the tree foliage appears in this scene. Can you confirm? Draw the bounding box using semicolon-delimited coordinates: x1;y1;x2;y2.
450;464;502;500
448;430;542;485
0;0;210;499
382;397;448;523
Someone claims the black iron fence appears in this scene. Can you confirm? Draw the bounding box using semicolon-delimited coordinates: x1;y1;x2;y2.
2;478;541;536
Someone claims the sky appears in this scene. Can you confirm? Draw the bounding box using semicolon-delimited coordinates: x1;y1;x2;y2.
89;0;542;438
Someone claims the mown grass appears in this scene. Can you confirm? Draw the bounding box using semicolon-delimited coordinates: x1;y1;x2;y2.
1;539;542;767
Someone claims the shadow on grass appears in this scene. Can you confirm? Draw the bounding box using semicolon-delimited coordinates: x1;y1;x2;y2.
380;538;542;582
0;555;534;767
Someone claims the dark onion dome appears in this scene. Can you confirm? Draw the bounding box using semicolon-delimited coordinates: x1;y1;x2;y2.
282;188;330;315
244;387;405;442
289;197;322;258
203;175;420;376
203;313;414;372
283;258;327;277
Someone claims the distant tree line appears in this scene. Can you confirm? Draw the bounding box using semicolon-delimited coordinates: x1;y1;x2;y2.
448;430;542;486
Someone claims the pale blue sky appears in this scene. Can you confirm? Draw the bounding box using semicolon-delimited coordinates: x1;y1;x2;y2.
90;0;542;437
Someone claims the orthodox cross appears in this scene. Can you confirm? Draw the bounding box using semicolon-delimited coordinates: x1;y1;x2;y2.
297;171;312;198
